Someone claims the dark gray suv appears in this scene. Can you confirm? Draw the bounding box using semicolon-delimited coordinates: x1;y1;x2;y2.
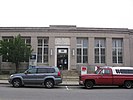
8;66;62;88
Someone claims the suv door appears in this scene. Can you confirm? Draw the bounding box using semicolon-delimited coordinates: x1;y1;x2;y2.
35;68;55;84
22;68;37;84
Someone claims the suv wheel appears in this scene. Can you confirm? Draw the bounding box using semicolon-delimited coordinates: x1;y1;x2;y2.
124;81;132;89
85;80;94;89
45;79;54;88
12;79;22;88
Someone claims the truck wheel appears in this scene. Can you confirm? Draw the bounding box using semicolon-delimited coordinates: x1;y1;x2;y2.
12;79;22;88
85;81;94;89
45;79;54;88
124;81;132;89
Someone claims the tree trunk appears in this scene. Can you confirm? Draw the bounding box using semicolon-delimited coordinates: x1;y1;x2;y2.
15;62;19;73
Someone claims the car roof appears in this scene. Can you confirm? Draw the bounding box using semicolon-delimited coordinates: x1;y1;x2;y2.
30;66;57;69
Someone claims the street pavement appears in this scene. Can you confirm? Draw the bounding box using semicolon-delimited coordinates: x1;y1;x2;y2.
0;84;133;100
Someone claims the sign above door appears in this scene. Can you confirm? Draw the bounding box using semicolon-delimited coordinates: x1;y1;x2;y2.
55;38;70;45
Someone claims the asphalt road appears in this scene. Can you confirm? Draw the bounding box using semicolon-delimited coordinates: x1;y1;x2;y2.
0;84;133;100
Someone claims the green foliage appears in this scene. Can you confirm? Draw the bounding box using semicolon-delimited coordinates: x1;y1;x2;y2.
0;34;33;72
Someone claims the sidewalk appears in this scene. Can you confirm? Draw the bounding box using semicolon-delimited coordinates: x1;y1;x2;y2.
0;80;79;86
61;80;79;86
0;80;8;84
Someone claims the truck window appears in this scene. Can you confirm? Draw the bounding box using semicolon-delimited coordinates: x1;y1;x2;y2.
101;69;111;75
95;69;101;74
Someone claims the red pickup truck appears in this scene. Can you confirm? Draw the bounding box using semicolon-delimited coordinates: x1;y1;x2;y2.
79;66;133;89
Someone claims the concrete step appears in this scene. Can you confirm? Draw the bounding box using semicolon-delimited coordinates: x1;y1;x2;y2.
62;78;79;81
62;76;79;81
61;80;79;85
0;75;9;80
61;70;79;81
61;70;79;76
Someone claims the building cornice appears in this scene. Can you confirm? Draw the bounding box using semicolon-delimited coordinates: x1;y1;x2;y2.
0;25;131;34
129;29;133;35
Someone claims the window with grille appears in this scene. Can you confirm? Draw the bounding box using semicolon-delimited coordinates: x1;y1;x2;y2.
112;39;123;64
2;37;13;62
94;38;106;63
77;38;88;63
37;38;49;63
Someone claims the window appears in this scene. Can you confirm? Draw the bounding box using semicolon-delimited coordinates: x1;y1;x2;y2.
37;68;47;73
95;69;102;74
77;38;88;63
22;37;31;46
27;68;37;74
101;69;111;75
95;38;106;63
21;37;31;62
2;37;31;62
112;39;123;63
2;37;13;62
47;68;55;73
37;68;55;73
37;38;49;63
3;37;13;42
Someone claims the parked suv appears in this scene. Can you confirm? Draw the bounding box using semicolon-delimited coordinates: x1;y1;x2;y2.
8;66;62;88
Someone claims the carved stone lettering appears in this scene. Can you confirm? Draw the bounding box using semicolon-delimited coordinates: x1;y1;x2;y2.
55;38;70;45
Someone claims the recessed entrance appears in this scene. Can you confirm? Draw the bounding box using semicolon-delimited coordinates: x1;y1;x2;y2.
57;48;68;70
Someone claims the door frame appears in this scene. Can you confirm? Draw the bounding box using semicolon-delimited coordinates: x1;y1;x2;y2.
55;46;70;70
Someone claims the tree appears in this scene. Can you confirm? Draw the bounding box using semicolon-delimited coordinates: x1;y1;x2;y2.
0;34;33;73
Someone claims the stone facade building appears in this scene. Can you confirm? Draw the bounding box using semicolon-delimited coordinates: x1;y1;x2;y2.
0;25;133;73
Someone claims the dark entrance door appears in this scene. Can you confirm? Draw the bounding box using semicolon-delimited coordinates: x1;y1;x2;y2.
57;48;68;70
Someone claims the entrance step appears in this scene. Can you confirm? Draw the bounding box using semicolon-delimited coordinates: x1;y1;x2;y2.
62;76;79;81
0;75;9;80
61;70;79;81
61;70;79;76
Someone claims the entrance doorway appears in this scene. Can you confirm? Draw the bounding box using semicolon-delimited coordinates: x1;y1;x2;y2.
57;48;68;70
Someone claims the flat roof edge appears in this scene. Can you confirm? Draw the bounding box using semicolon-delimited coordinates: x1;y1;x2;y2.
0;26;131;34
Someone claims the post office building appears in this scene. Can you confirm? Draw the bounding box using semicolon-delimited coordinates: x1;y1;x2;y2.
0;25;133;73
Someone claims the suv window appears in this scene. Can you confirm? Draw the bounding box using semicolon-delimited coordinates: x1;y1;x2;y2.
26;68;37;74
55;67;59;72
37;68;47;73
37;68;55;73
47;68;55;73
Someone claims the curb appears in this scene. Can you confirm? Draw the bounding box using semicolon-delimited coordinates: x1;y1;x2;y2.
0;80;79;86
59;84;79;86
0;83;79;86
0;80;9;85
0;83;9;85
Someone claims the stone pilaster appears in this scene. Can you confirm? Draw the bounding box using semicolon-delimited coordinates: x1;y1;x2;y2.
49;36;55;66
123;38;130;66
88;37;94;65
70;37;76;70
106;37;112;66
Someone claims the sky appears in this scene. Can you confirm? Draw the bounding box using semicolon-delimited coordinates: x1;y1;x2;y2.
0;0;133;29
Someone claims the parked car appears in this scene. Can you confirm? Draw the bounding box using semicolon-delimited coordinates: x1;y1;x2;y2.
8;66;62;88
79;66;133;89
